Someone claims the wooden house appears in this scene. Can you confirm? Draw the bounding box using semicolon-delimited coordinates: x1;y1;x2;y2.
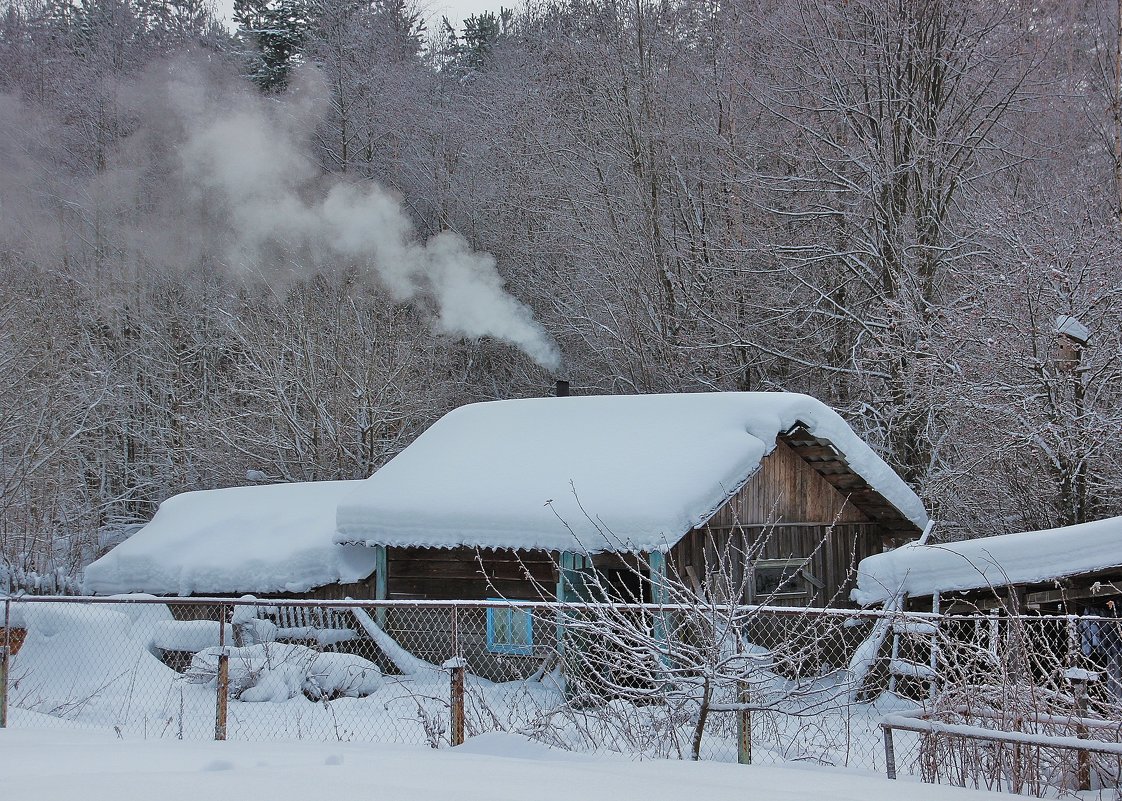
87;392;927;678
333;392;926;672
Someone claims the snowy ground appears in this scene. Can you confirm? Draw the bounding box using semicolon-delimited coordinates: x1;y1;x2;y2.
0;710;1005;801
6;600;920;767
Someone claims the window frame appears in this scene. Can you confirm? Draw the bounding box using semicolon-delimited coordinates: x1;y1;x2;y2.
751;558;814;603
485;600;534;656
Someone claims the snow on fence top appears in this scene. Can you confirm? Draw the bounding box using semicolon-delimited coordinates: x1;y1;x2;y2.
852;515;1122;606
83;481;379;595
335;392;928;554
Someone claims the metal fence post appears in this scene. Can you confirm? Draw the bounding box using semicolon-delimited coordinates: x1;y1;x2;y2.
215;602;229;741
737;678;752;765
883;725;897;779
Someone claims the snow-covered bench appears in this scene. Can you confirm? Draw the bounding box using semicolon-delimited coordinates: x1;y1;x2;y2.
152;606;359;672
260;604;358;649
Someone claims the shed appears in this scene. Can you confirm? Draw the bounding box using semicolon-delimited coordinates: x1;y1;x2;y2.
853;516;1122;614
83;480;380;600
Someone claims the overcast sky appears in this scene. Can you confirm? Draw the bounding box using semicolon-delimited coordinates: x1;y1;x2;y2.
213;0;512;37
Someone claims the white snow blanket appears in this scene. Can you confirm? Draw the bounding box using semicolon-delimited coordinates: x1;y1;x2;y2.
0;727;1014;801
336;392;927;554
853;515;1122;605
84;481;378;595
12;602;181;719
188;642;383;701
152;620;234;652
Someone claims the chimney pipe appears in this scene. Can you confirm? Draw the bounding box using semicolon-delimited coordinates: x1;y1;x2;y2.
555;380;570;397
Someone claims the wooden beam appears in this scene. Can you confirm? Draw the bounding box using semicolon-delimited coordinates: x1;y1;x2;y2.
1026;582;1122;607
789;445;843;459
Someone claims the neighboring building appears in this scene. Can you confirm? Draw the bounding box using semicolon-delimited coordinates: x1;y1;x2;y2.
849;517;1122;702
853;516;1122;614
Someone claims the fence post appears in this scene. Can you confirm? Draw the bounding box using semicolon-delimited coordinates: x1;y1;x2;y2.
448;605;465;746
883;725;897;779
0;646;7;729
1;598;9;728
1066;667;1097;791
736;679;751;765
444;655;467;747
215;603;229;741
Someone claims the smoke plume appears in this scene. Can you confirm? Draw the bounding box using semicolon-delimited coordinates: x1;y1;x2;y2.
147;59;561;369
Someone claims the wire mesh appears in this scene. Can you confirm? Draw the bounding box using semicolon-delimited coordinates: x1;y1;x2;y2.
2;596;1120;797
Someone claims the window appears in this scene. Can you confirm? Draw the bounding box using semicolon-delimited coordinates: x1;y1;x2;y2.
486;601;534;655
752;559;816;603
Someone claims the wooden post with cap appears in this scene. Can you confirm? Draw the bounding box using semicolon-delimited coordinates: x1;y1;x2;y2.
215;602;229;741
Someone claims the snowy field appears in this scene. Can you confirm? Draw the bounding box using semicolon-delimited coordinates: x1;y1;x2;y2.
0;710;1002;801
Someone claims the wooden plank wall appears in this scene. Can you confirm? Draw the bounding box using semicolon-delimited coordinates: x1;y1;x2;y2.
304;574;380;601
707;439;870;529
386;546;556;600
669;523;881;607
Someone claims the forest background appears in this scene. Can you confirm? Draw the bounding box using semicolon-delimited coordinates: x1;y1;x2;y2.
2;0;1121;590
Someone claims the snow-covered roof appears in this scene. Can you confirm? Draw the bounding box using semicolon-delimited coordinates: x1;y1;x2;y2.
84;481;379;596
852;516;1122;606
335;392;928;554
1055;315;1090;344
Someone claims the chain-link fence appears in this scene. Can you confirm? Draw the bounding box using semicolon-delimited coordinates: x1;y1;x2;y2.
2;596;1120;796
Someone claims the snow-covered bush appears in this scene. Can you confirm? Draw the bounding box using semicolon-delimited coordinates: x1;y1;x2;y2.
186;642;383;702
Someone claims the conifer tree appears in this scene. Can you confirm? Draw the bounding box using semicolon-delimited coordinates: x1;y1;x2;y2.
235;0;309;91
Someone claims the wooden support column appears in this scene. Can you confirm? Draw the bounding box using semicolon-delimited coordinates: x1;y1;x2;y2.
736;679;752;765
446;655;467;747
0;646;7;730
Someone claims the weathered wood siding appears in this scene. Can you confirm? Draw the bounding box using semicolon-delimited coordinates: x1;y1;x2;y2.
382;547;556;682
669;438;887;607
386;546;556;600
669;523;882;607
302;575;380;601
707;439;870;528
168;575;381;620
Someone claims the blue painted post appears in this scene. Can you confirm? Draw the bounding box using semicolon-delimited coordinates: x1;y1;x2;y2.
649;551;671;667
555;552;576;661
374;545;388;627
556;552;594;695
